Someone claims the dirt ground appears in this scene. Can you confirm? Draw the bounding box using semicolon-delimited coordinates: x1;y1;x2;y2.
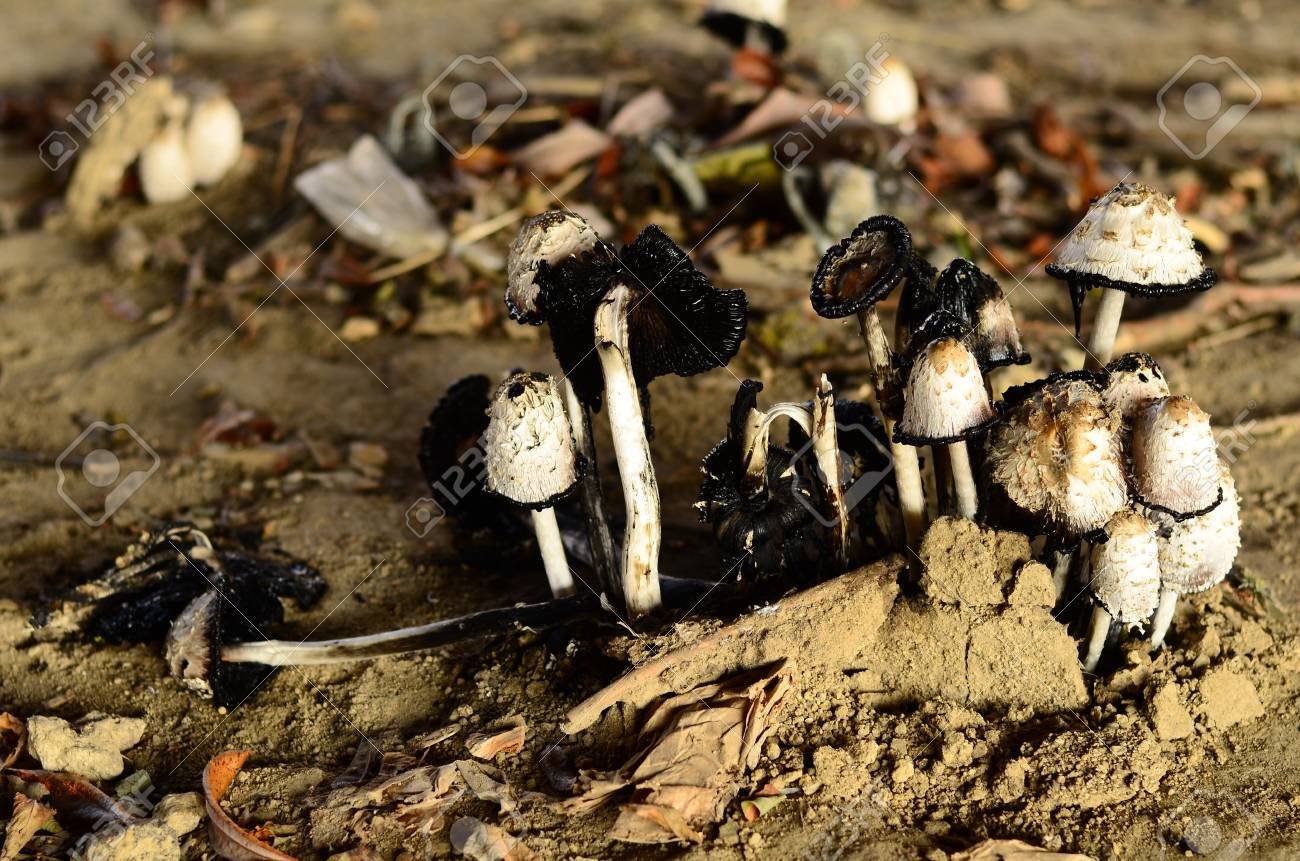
1;1;1300;859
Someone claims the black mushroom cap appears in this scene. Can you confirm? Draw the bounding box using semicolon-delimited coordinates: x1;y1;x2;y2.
700;7;788;54
1046;264;1217;337
811;215;915;319
417;374;506;527
898;259;1030;370
505;210;617;326
543;224;749;408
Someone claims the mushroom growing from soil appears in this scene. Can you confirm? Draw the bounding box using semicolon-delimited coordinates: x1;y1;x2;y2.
700;0;788;55
1148;465;1242;650
184;89;243;187
811;215;930;549
1045;182;1216;369
1130;395;1223;520
1100;352;1170;422
894;333;995;519
506;214;747;619
1082;508;1160;672
481;372;586;598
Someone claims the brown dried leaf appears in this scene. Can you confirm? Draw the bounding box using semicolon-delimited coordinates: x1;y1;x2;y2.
0;793;54;861
8;769;135;834
606;88;675;137
465;719;526;761
512;120;613;177
714;88;856;149
202;750;298;861
0;713;26;768
448;816;538;861
608;803;703;845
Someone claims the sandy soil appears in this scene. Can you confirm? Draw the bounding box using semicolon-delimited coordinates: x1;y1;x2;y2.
1;1;1299;859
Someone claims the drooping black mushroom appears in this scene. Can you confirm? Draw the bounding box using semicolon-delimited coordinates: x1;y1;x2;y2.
417;374;508;531
506;216;748;619
898;258;1030;371
1045;182;1216;368
481;372;586;598
696;381;820;581
700;0;788;55
810;215;928;550
1081;508;1160;672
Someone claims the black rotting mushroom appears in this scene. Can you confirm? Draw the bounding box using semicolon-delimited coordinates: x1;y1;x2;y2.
481;372;586;598
810;215;928;550
700;0;788;55
898;258;1030;372
1045;182;1216;368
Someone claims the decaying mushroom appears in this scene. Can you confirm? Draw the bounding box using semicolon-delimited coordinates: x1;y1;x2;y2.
1046;182;1216;368
1148;465;1241;650
1130;395;1223;520
481;372;586;598
1081;508;1160;672
1100;352;1170;422
894;335;995;519
898;258;1030;372
700;0;788;55
811;215;929;549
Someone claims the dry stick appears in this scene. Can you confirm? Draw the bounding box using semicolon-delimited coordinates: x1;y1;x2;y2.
1084;288;1126;370
561;378;621;606
946;440;979;520
531;509;575;598
1081;604;1111;672
857;307;926;550
594;282;663;619
813;377;850;566
1149;586;1179;650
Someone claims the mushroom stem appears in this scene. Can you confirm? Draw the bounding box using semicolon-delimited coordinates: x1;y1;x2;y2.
1085;288;1126;370
594;282;663;619
857;306;926;549
813;376;850;566
1051;549;1074;603
561;378;621;605
740;406;768;498
1149;586;1179;650
531;508;575;598
1081;604;1112;673
947;440;979;520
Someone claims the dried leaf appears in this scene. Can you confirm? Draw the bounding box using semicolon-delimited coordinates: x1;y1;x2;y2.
739;795;782;821
714;88;856;148
202;750;298;861
607;803;703;844
0;713;26;768
448;816;537;861
8;769;135;834
408;726;460;751
464;720;526;761
952;839;1096;861
606;89;675;137
512;120;613;177
0;794;54;861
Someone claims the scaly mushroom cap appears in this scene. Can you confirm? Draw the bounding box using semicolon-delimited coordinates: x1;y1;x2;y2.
1153;466;1241;595
506;210;610;326
1045;182;1216;333
1131;395;1222;519
1088;509;1161;627
895;337;995;445
481;372;583;509
1101;352;1169;421
700;0;788;53
811;215;914;319
986;377;1129;535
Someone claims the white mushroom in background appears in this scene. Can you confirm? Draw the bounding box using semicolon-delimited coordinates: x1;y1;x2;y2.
139;94;193;204
185;89;243;186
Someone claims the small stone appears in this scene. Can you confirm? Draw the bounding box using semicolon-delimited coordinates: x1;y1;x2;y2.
339;316;381;341
1008;561;1056;607
890;757;914;786
152;792;204;836
27;715;146;781
347;441;388;477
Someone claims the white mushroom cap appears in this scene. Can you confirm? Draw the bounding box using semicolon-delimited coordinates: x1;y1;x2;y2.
185;92;243;187
1131;395;1220;516
481;372;582;508
896;337;994;443
1089;509;1161;627
1050;183;1207;286
505;210;602;324
1154;466;1241;595
1101;353;1170;421
864;57;919;128
139;96;194;205
987;378;1129;534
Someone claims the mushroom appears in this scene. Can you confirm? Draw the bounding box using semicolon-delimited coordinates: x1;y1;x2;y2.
898;258;1030;372
811;215;930;549
700;0;788;55
480;372;586;598
1081;508;1160;672
506;215;748;619
1100;352;1169;423
1130;395;1223;520
894;333;995;519
184;89;243;187
864;57;920;132
505;211;620;600
139;95;193;204
985;373;1129;597
1148;465;1241;650
1045;182;1216;368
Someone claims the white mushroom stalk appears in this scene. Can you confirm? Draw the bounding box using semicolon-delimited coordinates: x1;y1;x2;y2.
1131;395;1222;518
895;337;994;520
1149;466;1241;650
561;378;621;604
813;376;850;566
481;373;584;599
594;282;663;619
1082;509;1160;672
